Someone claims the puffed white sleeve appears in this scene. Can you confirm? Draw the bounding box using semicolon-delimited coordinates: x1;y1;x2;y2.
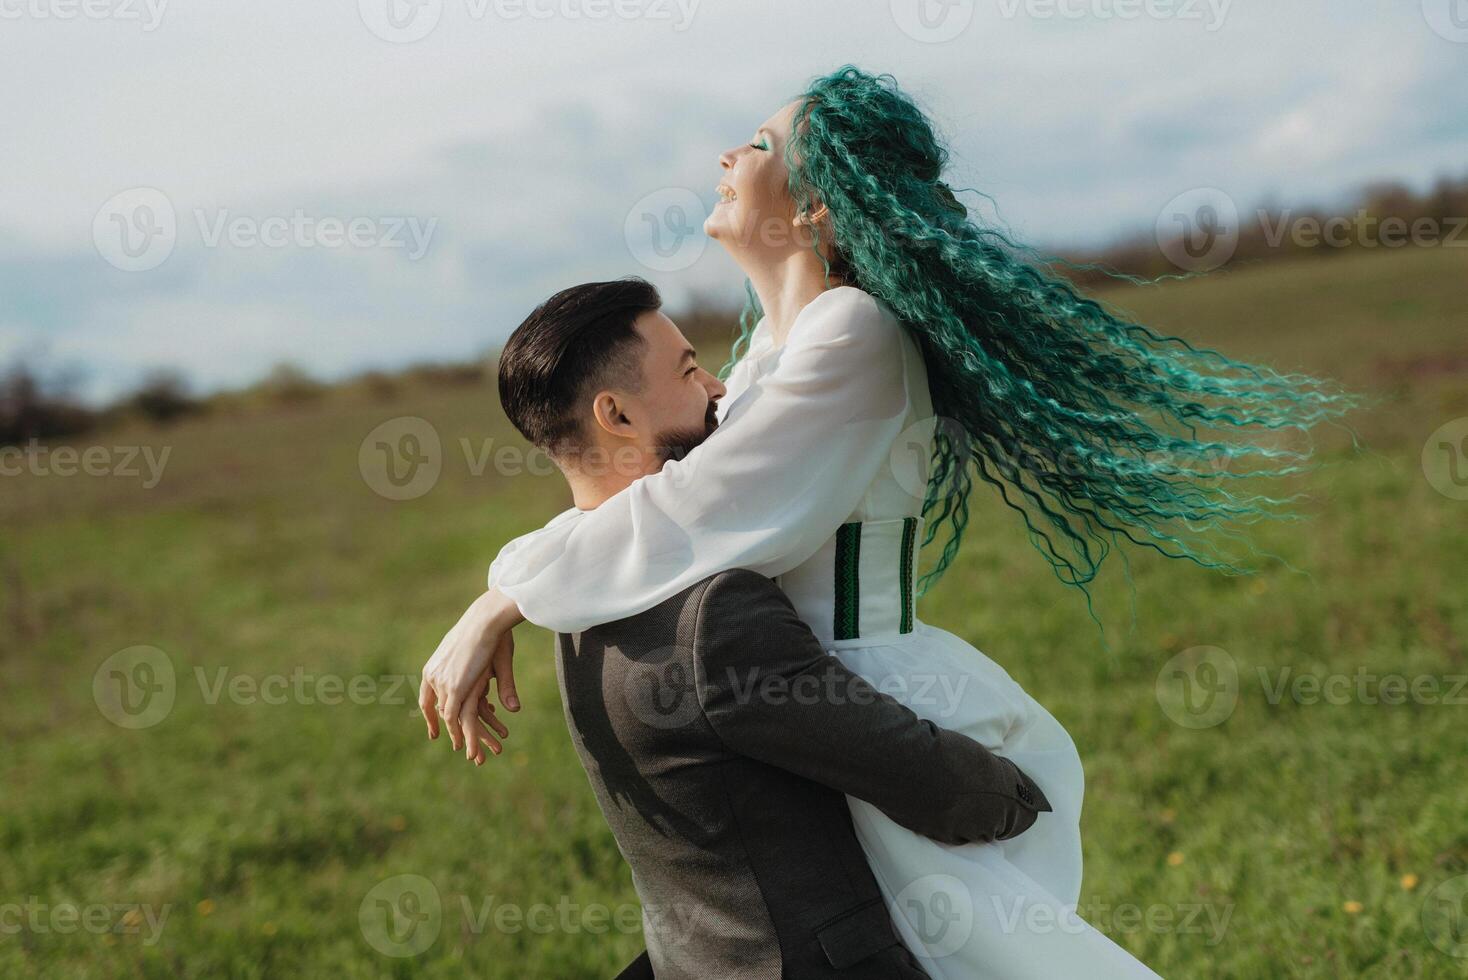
488;288;913;633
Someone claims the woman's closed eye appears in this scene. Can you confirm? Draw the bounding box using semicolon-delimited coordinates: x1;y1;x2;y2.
748;137;769;151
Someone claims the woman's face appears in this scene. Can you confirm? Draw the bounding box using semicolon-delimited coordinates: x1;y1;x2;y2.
704;99;804;254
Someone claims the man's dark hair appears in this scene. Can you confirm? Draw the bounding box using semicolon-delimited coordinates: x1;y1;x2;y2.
497;277;660;456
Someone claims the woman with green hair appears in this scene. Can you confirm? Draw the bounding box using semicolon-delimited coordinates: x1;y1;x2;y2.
425;67;1351;975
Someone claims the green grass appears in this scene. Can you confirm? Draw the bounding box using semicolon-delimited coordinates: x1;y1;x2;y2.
3;247;1466;978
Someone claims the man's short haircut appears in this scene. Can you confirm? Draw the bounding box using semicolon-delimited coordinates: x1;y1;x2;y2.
497;277;661;456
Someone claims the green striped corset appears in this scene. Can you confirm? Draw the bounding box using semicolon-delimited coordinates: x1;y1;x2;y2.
774;517;922;646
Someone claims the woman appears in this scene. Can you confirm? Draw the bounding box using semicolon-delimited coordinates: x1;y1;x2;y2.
422;68;1352;976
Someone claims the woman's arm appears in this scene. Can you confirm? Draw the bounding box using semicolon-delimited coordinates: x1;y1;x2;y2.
491;287;913;633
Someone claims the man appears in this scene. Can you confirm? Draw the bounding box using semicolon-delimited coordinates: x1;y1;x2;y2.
493;278;1052;978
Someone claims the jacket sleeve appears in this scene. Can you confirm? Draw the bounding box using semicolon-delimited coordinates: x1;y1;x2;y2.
690;570;1051;846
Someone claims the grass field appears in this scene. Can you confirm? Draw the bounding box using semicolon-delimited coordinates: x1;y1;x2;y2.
3;246;1467;978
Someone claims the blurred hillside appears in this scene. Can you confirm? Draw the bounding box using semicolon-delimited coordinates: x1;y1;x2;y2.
4;170;1466;449
2;169;1468;451
1062;171;1468;287
0;300;745;448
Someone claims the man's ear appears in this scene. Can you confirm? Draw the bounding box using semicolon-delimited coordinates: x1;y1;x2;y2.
590;390;637;439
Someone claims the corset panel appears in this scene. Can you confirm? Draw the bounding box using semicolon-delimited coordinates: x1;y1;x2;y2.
775;517;921;647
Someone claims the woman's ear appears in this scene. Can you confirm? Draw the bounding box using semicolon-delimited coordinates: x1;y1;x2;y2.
590;390;636;439
793;201;830;227
794;200;834;255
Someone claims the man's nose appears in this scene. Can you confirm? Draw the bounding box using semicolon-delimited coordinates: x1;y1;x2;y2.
703;369;727;400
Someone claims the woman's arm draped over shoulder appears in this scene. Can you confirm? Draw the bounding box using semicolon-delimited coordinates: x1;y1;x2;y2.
489;289;912;633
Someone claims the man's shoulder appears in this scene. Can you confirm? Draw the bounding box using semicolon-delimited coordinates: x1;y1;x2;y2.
686;569;789;615
683;570;804;660
614;569;789;619
568;570;786;644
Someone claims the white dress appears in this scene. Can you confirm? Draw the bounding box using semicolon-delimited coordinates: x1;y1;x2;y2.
490;287;1160;978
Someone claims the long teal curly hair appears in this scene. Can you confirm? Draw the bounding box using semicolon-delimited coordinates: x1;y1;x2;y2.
723;66;1357;603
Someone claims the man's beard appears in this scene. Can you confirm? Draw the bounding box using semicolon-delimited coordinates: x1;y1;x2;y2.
655;402;720;465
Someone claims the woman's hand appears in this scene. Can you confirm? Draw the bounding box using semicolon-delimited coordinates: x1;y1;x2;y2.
419;587;525;766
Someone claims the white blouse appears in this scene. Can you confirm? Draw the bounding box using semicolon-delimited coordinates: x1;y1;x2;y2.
488;286;937;640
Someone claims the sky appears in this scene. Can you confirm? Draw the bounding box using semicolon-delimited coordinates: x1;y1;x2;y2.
2;0;1466;402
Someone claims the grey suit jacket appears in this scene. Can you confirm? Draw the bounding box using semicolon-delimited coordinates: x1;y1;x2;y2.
555;569;1052;979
